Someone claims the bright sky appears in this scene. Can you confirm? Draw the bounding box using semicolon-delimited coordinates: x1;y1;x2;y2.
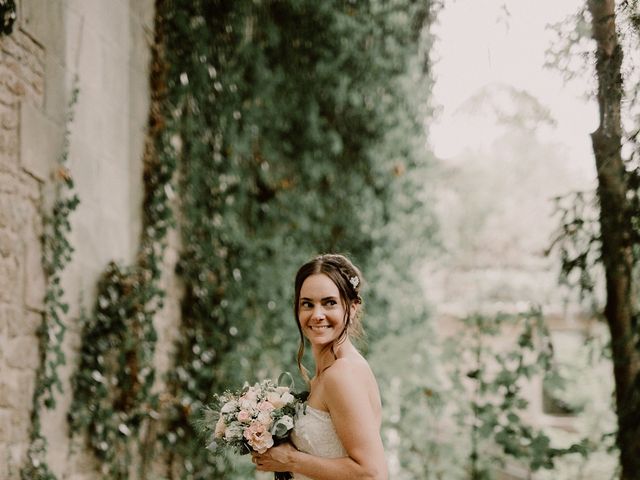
430;0;598;178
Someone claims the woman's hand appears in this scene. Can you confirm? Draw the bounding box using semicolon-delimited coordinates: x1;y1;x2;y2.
251;442;298;472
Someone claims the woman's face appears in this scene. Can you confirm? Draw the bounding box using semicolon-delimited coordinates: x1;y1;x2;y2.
298;273;349;346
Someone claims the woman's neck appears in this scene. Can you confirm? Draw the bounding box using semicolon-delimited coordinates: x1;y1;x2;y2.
312;338;356;376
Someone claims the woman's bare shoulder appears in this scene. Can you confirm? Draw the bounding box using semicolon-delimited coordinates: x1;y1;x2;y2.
325;356;381;403
325;354;371;380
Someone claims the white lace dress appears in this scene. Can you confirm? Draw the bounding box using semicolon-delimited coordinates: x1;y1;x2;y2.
290;403;348;480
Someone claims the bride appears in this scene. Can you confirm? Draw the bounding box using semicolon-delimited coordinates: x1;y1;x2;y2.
252;254;388;480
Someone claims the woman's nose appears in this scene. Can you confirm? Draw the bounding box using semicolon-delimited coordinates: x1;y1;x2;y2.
311;305;326;320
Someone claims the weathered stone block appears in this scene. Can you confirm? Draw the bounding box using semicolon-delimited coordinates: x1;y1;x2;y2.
0;62;26;100
9;408;32;442
15;28;45;66
6;336;40;369
0;443;8;478
21;0;66;64
9;370;35;410
0;379;10;408
0;194;14;229
16;170;41;202
0;256;20;303
0;227;18;257
0;130;19;172
1;305;20;336
6;308;41;337
0;305;6;338
20;100;62;182
0;86;16;107
8;442;28;479
0;408;11;441
0;103;18;130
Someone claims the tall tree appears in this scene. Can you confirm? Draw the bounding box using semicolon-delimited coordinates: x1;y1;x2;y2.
587;1;640;478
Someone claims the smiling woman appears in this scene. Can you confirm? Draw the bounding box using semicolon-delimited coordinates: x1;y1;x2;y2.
251;254;387;480
294;254;365;377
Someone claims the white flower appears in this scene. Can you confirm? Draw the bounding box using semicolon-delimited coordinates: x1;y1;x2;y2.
243;388;258;402
223;423;243;440
239;398;258;412
221;400;238;414
279;392;295;405
257;410;273;428
266;391;286;409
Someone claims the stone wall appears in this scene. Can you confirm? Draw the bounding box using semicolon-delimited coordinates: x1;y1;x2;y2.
0;1;183;479
0;12;49;478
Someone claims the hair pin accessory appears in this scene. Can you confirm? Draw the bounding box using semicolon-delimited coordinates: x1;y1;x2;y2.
349;275;359;289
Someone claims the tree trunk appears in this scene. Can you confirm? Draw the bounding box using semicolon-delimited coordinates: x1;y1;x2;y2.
587;1;640;478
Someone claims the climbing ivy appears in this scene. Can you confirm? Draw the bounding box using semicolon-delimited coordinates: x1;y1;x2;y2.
21;77;80;480
157;1;436;478
67;4;176;478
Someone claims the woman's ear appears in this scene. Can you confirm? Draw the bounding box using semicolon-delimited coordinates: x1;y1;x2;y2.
349;300;359;319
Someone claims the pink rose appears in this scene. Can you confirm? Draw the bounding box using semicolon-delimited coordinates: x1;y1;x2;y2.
242;388;258;402
243;421;274;454
237;410;251;423
257;401;275;412
266;392;286;409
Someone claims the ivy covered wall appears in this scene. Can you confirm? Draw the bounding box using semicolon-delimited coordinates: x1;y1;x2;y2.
2;0;439;479
157;1;437;477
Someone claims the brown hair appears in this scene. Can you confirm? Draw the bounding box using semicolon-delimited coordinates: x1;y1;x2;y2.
293;253;364;381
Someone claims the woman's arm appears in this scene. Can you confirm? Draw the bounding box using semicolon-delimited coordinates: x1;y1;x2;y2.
254;360;387;480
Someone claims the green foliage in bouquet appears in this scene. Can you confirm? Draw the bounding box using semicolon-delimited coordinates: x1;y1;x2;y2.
156;0;437;478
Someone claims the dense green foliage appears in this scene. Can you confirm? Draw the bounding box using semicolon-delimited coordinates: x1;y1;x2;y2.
157;0;436;477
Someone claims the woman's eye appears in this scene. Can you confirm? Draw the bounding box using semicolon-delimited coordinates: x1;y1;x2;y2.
326;300;337;306
301;301;312;308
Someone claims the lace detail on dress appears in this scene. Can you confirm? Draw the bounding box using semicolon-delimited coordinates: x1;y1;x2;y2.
290;404;347;480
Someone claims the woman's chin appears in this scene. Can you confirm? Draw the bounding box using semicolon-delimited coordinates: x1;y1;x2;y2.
305;327;336;343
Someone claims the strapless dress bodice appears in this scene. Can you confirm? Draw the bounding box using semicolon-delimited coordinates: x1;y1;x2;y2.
290;403;347;480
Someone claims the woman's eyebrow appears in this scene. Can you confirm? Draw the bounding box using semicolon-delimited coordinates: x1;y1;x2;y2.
300;296;339;302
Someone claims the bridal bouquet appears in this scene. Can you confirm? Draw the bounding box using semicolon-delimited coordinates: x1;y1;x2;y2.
200;376;303;480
